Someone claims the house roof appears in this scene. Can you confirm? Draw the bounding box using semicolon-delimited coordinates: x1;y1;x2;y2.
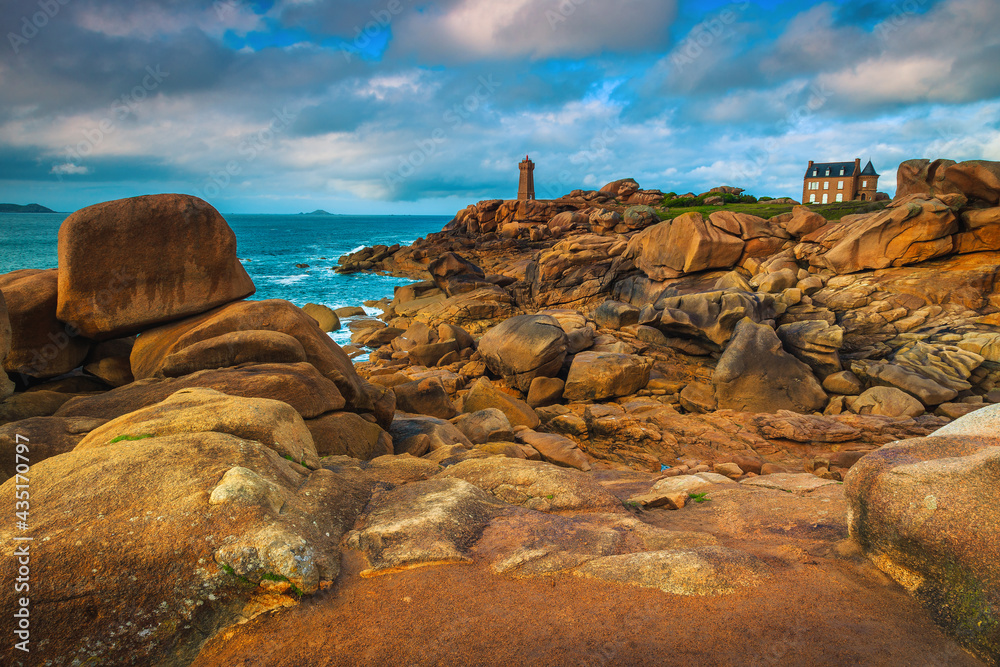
861;160;879;176
805;161;857;178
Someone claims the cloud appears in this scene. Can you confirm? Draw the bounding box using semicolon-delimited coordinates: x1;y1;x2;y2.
390;0;678;61
50;163;91;175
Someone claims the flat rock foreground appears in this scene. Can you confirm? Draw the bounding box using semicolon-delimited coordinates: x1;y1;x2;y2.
1;158;998;666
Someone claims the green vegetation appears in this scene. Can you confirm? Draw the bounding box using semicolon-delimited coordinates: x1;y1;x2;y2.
655;198;888;222
689;492;711;504
219;564;303;597
261;572;304;597
109;433;155;444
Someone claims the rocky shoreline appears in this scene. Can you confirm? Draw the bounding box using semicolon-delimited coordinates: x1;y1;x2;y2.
1;159;998;665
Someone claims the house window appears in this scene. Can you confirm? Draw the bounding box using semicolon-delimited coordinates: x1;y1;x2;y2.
862;180;867;188
824;182;830;190
836;193;844;202
838;180;844;190
822;194;829;204
808;182;819;191
825;169;830;176
810;194;817;203
840;168;845;176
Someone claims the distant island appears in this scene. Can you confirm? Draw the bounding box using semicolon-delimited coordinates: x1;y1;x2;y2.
0;203;56;213
299;209;333;216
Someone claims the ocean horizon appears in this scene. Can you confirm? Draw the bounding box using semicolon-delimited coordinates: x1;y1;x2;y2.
0;212;450;348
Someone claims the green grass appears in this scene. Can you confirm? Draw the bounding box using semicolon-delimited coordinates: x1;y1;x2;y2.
655;199;887;222
689;492;711;504
109;433;155;444
220;565;303;597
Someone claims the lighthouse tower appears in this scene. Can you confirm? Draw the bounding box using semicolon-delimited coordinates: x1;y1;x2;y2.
518;155;535;201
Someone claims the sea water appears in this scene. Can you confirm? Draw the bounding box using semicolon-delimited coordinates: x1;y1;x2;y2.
0;212;450;349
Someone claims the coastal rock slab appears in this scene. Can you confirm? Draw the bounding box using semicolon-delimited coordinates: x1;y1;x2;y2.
438;457;623;514
655;290;776;348
306;411;392;460
130;299;370;412
573;547;770;596
75;387;320;468
56;362;346;421
0;416;107;482
0;269;91;379
713;319;827;414
56;194;256;340
809;198;959;274
0;292;13;400
628;212;745;280
478;314;568;392
347;478;503;575
563;351;652;402
0;432;370;666
845;428;1000;663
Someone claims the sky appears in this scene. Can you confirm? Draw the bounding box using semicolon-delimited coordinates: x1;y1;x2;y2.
1;0;999;214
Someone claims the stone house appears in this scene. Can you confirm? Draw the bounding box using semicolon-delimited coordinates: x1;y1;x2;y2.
803;158;879;204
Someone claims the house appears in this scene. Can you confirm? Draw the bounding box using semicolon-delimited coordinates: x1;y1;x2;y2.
802;158;879;204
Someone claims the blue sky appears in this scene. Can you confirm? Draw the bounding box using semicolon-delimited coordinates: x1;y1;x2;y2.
1;0;998;214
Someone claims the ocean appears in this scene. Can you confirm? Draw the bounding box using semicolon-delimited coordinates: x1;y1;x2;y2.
0;212;451;349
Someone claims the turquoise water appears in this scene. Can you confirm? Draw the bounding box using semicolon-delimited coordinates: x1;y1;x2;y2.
0;212;450;348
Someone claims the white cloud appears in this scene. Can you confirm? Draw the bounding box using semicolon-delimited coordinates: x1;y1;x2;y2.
50;163;91;175
393;0;677;60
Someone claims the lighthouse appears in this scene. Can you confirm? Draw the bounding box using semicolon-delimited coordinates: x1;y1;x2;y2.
518;155;535;201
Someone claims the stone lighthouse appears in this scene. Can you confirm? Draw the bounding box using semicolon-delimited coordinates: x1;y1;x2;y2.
518;155;535;201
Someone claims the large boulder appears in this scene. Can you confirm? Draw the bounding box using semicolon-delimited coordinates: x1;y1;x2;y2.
0;269;91;379
461;377;540;429
437;457;623;513
896;158;1000;206
0;292;13;400
713;319;827;414
478;314;568;392
393;377;458;420
388;413;473;456
301;303;340;332
845;408;1000;664
427;252;490;297
808;198;959;274
0;416;107;482
56;194;256;340
600;178;641;199
627;212;744;280
74;387;320;468
563;351;652;402
0;431;371;665
130;299;371;413
55;363;346;422
775;320;844;378
848;386;924;418
655;290;776;348
305;411;392;460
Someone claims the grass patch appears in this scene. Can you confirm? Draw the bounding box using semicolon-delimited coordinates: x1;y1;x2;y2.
261;572;304;597
219;565;303;597
689;492;711;504
655;199;887;222
109;433;155;444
